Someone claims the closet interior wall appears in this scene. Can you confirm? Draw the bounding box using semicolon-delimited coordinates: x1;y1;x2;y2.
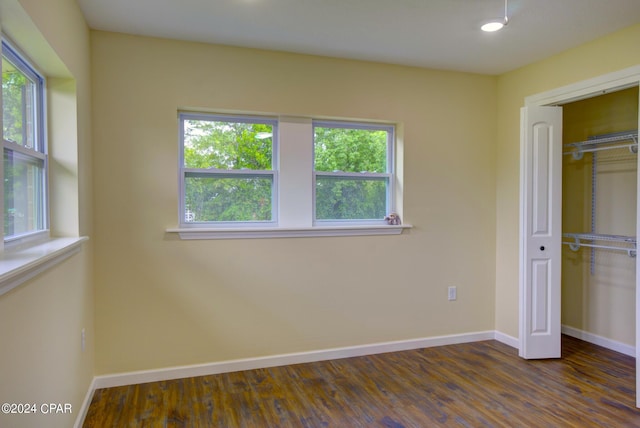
561;87;639;348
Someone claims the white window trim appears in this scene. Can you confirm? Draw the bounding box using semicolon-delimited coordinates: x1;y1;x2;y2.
169;114;409;239
313;120;395;226
313;171;393;227
166;224;410;240
0;35;89;294
179;112;279;228
1;36;49;248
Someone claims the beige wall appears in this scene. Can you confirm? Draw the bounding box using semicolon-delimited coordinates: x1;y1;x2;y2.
495;23;640;338
0;1;93;428
91;31;498;374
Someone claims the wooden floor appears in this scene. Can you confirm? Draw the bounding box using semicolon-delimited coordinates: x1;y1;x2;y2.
83;336;640;427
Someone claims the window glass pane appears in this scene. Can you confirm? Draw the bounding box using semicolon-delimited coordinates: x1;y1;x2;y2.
4;150;45;237
2;56;36;149
314;126;387;173
185;175;273;222
183;118;273;170
315;176;387;220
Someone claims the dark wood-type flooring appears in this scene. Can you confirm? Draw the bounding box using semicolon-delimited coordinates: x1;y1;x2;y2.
83;335;640;427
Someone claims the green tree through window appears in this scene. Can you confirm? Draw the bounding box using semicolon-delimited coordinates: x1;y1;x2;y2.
314;123;392;221
179;114;395;226
2;40;46;239
182;116;275;223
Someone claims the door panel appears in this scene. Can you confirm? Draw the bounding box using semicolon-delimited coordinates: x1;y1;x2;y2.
519;106;563;359
532;126;551;235
531;259;550;334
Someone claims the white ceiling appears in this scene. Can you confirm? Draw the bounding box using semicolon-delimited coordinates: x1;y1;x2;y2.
76;0;640;75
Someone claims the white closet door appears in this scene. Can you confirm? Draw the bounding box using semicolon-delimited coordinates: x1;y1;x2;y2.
519;106;563;359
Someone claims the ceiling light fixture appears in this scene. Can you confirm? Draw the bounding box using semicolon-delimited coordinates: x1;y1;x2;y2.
481;0;509;32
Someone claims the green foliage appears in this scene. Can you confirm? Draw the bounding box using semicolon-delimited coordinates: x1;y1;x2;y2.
185;176;272;222
183;119;274;222
315;177;387;220
3;152;44;236
314;127;387;173
184;120;272;170
314;126;389;220
3;56;43;236
2;57;29;146
182;119;391;223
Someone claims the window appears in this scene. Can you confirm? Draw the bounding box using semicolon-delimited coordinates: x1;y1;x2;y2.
1;39;47;242
314;121;394;223
176;113;401;237
0;32;88;296
179;113;278;226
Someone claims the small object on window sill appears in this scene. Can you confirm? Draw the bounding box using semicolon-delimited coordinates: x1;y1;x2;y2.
384;213;401;225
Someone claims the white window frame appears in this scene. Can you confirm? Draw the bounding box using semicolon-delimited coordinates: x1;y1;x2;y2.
169;113;408;240
313;120;395;226
1;36;49;248
0;29;88;298
178;112;279;228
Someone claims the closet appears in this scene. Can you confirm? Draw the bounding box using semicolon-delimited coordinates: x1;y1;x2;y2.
561;87;639;352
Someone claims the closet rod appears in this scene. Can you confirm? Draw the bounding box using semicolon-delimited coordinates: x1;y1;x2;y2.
566;131;638;148
563;142;637;156
562;233;637;257
563;131;638;159
562;241;636;257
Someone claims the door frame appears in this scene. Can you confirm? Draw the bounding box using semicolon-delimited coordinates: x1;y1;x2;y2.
519;64;640;406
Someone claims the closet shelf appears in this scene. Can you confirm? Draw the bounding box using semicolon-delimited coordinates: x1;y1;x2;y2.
563;131;638;160
563;233;637;257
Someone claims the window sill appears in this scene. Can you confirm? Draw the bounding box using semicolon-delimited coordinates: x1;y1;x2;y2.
166;224;412;240
0;236;89;297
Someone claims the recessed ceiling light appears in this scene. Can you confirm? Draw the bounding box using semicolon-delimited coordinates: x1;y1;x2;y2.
481;21;505;32
481;0;509;32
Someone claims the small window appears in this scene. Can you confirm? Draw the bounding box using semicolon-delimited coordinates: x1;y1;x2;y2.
314;121;394;223
2;39;47;241
179;113;278;226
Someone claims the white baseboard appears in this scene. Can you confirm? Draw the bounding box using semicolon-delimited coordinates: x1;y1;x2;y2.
74;377;97;428
492;327;635;357
494;331;519;348
93;331;496;390
561;325;635;357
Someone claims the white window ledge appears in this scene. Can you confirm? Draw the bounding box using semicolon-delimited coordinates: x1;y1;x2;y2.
166;224;412;240
0;237;89;297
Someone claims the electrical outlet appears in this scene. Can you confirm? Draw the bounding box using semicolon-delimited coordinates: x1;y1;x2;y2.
81;328;86;352
448;286;457;301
